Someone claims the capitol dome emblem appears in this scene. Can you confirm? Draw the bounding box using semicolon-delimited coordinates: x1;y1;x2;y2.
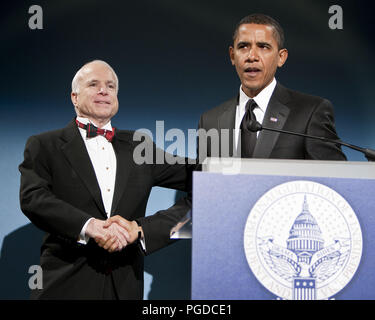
243;180;362;300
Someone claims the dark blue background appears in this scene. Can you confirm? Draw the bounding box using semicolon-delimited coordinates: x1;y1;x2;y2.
0;0;374;299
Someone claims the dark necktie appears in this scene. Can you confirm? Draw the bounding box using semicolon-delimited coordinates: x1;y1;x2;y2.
76;119;116;142
240;99;258;158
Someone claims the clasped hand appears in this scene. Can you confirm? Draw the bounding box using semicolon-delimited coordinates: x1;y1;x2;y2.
86;215;142;253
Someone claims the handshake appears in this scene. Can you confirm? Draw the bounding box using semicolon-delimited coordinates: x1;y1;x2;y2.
85;215;143;253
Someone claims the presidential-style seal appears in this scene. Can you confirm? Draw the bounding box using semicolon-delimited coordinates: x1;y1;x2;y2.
243;180;362;300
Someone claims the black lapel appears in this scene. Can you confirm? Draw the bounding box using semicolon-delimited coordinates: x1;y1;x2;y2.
218;96;237;157
110;132;134;216
253;83;291;158
60;119;107;218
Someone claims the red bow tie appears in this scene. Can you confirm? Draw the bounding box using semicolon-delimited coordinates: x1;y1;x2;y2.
76;119;116;142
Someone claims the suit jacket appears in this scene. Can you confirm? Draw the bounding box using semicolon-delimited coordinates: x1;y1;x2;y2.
198;83;346;160
19;118;192;299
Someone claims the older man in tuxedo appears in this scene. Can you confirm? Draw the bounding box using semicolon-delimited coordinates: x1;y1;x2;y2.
198;13;346;161
19;60;191;299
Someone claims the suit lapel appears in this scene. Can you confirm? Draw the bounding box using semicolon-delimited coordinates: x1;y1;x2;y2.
60;119;107;218
218;97;237;157
253;83;291;158
110;133;134;216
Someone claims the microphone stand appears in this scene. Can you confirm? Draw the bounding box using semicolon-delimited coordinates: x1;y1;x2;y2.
250;122;375;162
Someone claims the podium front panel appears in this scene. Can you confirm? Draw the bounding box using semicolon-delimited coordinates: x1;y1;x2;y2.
192;172;375;300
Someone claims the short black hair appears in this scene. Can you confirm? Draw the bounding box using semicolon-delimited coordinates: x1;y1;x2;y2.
232;13;285;49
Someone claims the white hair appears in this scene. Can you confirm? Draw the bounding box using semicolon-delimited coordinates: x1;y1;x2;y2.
71;60;119;94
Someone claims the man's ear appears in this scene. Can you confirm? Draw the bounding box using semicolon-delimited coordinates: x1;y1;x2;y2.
277;48;288;67
229;46;235;66
71;92;78;107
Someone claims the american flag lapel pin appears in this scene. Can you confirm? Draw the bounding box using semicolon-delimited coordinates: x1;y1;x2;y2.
270;117;278;123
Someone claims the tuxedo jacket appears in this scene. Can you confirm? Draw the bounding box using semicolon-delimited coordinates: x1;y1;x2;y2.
19;119;192;299
198;83;346;160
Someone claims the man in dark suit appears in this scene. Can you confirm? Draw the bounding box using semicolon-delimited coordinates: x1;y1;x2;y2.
19;60;191;299
198;14;346;161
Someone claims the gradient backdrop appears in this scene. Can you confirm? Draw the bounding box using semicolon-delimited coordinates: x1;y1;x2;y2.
0;0;374;299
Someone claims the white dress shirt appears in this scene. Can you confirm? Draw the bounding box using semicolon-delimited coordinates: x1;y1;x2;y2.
234;78;277;149
76;118;147;251
77;116;117;243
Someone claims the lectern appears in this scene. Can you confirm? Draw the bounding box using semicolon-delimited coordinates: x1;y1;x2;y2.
191;158;375;300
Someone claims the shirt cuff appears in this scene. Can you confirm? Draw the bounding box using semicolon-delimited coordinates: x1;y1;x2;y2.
139;237;146;252
135;219;146;253
78;217;95;245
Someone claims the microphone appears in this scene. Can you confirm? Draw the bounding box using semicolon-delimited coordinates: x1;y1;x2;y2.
247;120;375;161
